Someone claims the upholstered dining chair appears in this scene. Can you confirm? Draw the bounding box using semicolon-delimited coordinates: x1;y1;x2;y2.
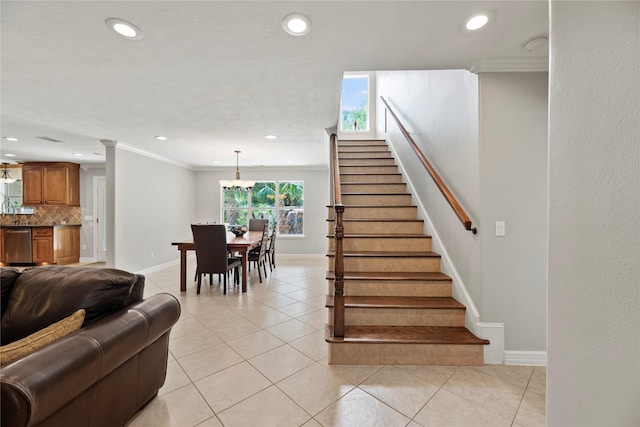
248;218;269;231
191;224;241;295
247;223;269;283
266;223;277;271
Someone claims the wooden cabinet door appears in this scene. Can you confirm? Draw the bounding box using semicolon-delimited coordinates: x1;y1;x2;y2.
22;166;44;205
33;236;54;263
43;166;67;205
67;165;80;206
53;226;80;264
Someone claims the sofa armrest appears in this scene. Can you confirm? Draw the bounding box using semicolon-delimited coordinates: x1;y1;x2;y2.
0;293;180;427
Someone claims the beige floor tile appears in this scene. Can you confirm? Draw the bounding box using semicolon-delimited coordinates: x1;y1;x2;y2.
242;308;293;328
267;318;318;342
177;343;244;382
514;389;546;427
248;344;314;382
159;359;192;396
207;317;262;341
255;293;299;308
196;309;244;328
195;362;271;413
443;368;525;420
318;357;383;385
467;365;534;388
169;317;208;340
397;365;458;387
289;329;329;361
195;417;223;427
315;388;410;427
217;385;311;427
301;418;323;427
127;384;214;427
169;330;223;359
226;329;285;359
276;301;320;318
297;308;329;329
414;389;512;427
360;365;440;418
285;288;326;302
528;367;546;395
277;363;355;416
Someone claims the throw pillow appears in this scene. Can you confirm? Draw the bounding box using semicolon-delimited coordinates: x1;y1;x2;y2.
0;309;85;366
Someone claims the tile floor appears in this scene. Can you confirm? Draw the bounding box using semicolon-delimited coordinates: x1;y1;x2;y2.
127;255;546;427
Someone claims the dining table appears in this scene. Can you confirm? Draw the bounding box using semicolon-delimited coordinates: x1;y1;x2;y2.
171;230;263;293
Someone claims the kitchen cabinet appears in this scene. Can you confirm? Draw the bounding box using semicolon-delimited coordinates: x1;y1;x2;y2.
22;162;80;206
32;226;80;265
32;228;54;263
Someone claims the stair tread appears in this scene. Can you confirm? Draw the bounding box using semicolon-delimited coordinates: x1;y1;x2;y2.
326;271;451;281
327;218;424;223
325;325;489;345
340;173;402;175
326;296;465;309
327;204;416;208
341;192;410;196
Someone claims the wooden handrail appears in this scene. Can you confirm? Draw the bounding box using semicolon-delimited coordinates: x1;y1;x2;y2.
380;97;477;234
329;133;345;338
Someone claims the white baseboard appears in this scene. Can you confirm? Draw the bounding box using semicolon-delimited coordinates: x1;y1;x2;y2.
504;351;547;366
79;257;97;263
135;258;180;276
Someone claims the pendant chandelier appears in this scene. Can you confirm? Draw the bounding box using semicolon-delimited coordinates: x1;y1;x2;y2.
220;150;255;190
0;163;17;184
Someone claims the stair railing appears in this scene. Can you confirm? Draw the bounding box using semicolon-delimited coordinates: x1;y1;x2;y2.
330;133;345;338
380;97;477;234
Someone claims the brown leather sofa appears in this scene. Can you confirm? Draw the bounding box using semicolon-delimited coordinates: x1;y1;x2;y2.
0;265;181;427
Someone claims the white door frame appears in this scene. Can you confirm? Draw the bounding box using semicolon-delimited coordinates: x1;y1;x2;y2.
93;176;107;262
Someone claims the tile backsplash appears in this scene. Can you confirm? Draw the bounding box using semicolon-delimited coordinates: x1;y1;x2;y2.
0;206;82;226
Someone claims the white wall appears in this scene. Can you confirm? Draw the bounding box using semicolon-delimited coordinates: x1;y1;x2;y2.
195;167;329;255
376;70;482;307
478;72;548;353
548;1;640;425
111;147;196;272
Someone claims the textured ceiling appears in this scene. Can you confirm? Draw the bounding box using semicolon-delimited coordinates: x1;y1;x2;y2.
0;1;548;168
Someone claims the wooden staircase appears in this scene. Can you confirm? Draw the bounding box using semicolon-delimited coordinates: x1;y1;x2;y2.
325;139;489;365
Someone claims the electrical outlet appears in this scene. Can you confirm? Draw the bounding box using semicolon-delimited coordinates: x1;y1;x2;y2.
495;221;506;237
150;252;154;259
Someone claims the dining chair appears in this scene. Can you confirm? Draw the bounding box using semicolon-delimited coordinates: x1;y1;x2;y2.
191;224;241;295
247;223;269;283
266;223;277;271
248;218;269;231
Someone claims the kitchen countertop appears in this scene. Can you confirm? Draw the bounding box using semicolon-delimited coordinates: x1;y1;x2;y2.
0;224;82;228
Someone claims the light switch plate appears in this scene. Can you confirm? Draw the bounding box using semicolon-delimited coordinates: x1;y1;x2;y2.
495;221;506;237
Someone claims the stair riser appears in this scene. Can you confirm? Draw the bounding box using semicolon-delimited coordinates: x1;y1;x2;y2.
340;174;403;183
328;343;484;365
341;183;407;193
339;140;387;146
327;237;431;252
339;144;388;151
340;166;399;174
327;221;424;234
339;158;395;166
328;206;417;219
328;280;452;297
328;257;440;272
340;152;392;159
327;308;465;327
342;194;412;205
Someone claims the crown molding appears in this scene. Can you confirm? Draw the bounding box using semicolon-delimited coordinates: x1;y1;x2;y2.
100;140;193;170
469;56;549;73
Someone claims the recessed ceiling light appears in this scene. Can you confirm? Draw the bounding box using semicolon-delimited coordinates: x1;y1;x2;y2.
155;136;167;141
462;11;494;31
4;153;16;157
3;137;18;142
265;135;277;140
105;18;143;40
72;153;83;157
282;13;312;36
